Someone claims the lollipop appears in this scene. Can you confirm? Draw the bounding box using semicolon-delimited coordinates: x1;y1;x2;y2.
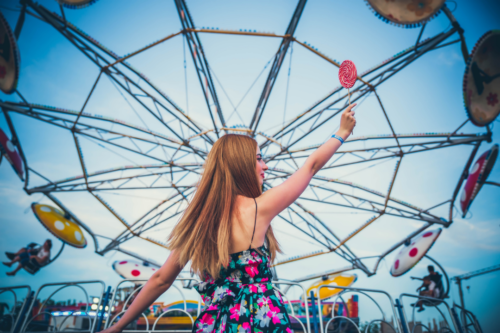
338;60;357;105
339;60;358;133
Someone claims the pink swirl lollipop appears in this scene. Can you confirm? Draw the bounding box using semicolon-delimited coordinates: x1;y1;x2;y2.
339;60;357;134
338;60;357;89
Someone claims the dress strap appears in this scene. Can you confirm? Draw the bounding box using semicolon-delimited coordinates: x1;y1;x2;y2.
249;198;257;250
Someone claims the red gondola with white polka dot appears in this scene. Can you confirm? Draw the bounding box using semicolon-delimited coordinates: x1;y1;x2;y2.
390;228;442;277
0;128;24;180
460;144;499;217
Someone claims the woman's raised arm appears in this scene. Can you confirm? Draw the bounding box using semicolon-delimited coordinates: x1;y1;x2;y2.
258;104;356;220
101;250;184;333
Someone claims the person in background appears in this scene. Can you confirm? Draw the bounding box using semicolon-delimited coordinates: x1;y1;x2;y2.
2;240;52;276
414;276;436;312
427;265;443;298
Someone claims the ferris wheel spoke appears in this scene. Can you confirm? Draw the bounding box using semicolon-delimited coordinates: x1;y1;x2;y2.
175;0;225;136
266;166;445;224
25;1;214;148
3;102;194;148
263;182;363;266
373;90;401;149
267;133;490;169
2;102;211;169
104;189;194;252
249;0;307;133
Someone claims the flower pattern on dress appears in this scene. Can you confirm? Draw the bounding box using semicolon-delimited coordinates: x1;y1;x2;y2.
192;246;293;332
196;313;215;333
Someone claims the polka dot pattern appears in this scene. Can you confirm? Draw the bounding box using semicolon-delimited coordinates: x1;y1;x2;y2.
54;221;65;230
112;260;158;280
390;228;442;277
32;204;87;248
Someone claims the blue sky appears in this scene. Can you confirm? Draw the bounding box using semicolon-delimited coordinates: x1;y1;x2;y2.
0;0;499;331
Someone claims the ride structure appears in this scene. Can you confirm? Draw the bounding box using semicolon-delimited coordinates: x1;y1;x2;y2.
451;263;500;329
0;0;498;290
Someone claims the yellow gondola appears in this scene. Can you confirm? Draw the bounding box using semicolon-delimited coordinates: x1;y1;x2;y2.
306;274;357;300
31;203;87;248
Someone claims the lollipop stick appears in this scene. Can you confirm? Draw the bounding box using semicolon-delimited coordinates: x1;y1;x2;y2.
348;88;353;135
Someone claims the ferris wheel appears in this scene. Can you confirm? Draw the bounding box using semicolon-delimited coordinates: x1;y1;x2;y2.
0;0;498;283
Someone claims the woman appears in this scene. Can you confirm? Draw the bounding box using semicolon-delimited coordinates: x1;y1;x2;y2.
103;105;356;333
3;239;52;276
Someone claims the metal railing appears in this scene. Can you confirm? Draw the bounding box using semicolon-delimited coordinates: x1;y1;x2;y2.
102;278;201;333
317;285;402;333
399;293;460;333
273;280;311;333
19;281;105;333
0;285;32;333
452;303;482;333
3;279;486;333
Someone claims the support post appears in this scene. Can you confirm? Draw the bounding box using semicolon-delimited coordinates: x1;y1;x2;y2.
310;291;319;333
394;299;409;333
456;277;466;329
451;306;465;333
12;291;34;333
95;286;112;332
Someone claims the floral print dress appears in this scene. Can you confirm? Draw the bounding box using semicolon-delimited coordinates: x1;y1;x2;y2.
193;245;293;333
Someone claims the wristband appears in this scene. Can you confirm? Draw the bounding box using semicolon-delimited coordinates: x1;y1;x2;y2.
331;134;345;144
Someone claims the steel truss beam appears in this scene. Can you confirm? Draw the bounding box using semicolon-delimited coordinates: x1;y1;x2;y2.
268;133;490;169
249;0;307;132
1;102;207;168
99;186;196;254
267;185;371;274
25;164;201;193
174;0;225;136
24;0;214;151
260;27;460;156
265;167;445;224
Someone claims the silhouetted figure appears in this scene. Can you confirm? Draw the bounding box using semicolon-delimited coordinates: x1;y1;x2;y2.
426;265;443;298
414;276;436;312
3;240;52;276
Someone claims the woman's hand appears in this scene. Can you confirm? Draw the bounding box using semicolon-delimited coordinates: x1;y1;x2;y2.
338;103;357;140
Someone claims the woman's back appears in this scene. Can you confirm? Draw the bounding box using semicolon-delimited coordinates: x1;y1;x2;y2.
194;198;293;332
230;195;268;254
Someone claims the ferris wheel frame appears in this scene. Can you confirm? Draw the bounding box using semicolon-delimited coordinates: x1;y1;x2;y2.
0;0;494;279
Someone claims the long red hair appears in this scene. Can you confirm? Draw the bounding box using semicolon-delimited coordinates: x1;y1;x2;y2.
168;134;280;279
